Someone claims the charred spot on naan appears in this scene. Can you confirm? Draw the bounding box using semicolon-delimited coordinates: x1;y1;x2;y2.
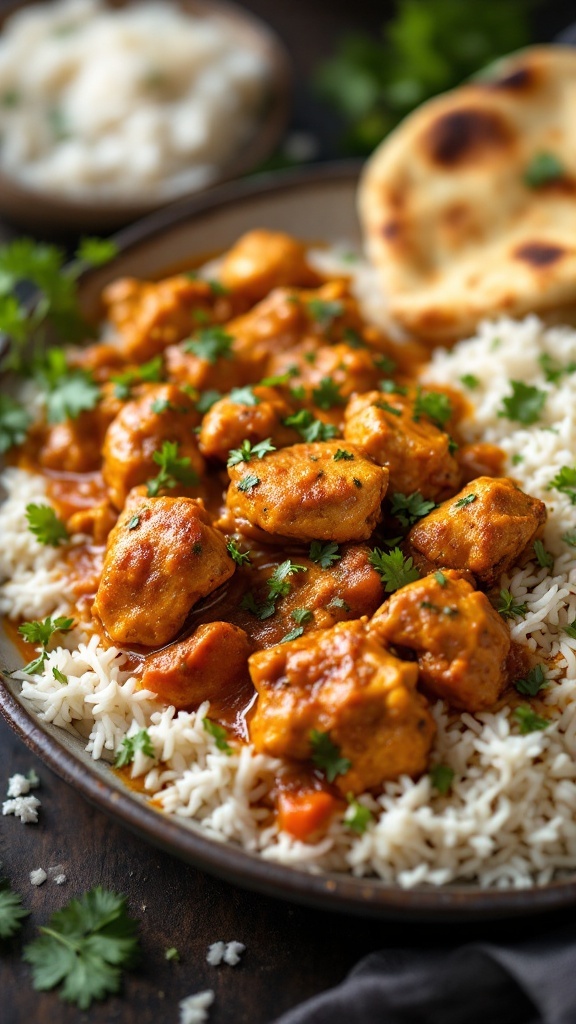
485;64;537;93
423;107;514;168
514;242;566;267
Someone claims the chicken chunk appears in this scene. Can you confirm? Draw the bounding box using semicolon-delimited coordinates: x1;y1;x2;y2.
226;441;388;542
407;476;547;587
266;343;384;403
217;229;321;301
370;571;511;711
140;621;251;708
344;390;460;501
102;384;204;509
249;619;435;794
93;495;234;646
198;385;298;462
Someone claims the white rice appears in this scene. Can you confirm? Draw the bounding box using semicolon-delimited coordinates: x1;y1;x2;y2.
4;313;576;888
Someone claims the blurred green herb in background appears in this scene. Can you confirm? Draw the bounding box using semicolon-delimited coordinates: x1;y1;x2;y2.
315;0;535;154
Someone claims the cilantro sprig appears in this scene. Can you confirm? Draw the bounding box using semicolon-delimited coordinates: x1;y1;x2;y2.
309;730;351;782
344;795;373;834
241;560;307;620
226;539;251;566
312;377;345;410
146;441;199;496
203;717;232;754
368;547;419;592
283;409;339;443
389;491;435;528
309;541;341;569
182;326;233;363
307;298;344;328
497;590;528;620
227;437;275;467
513;706;550;735
18;615;75;674
114;729;155;768
32;348;100;423
514;664;548;698
0;395;31;453
498;381;547;426
23;887;139;1010
110;356;164;400
413;388;452;429
550;466;576;505
25;503;69;547
0;877;29;939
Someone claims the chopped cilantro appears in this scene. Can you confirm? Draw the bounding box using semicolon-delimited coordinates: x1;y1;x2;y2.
533;540;553;569
280;626;305;643
0;396;31;452
227;438;275;467
307;298;344;328
343;327;366;349
563;619;576;639
309;730;351;782
202;717;232;754
226;539;251;566
374;399;402;417
389;491;436;528
538;353;565;384
550;466;576;505
18;615;75;674
453;493;477;509
434;570;448;587
511;454;524;466
513;706;550;734
309;540;341;568
327;596;350;612
291;608;313;625
379;379;408;395
127;515;140;531
429;764;455;795
228;386;260;406
459;374;479;389
52;667;68;685
183;326;233;363
195;389;222;414
114;729;155;767
267;560;307;599
368;547;420;592
110;356;164;399
260;370;298;387
0;876;29;939
32;348;100;423
497;589;528;620
514;664;547;697
344;795;373;834
562;530;576;547
283;409;339;442
23;887;140;1009
207;278;229;296
240;591;275;620
165;947;180;962
373;354;396;374
146;441;199;496
25;503;69;546
236;473;260;493
333;448;354;461
413;388;452;429
498;381;547;426
312;377;345;410
524;151;565;188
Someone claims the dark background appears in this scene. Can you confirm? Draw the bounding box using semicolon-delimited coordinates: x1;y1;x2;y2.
1;1;576;1022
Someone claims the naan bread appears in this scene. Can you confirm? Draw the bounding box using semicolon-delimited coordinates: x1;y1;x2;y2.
359;46;576;344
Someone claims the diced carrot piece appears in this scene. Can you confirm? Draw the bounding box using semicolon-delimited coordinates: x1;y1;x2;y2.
277;789;340;842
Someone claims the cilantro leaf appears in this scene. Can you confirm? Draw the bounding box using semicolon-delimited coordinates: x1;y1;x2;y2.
498;381;547;426
563;619;576;640
307;298;344;328
497;589;528;620
0;877;29;939
459;374;479;389
228;386;259;406
533;539;553;569
19;615;75;655
236;473;260;493
327;596;350;612
25;504;69;547
240;591;276;620
368;547;419;592
283;409;339;442
389;491;436;528
312;377;345;410
203;717;232;754
563;530;576;547
524;151;565;188
434;570;447;587
280;626;304;643
165;946;180;962
23;887;140;1010
195;389;222;414
514;664;548;697
75;237;118;267
413;388;452;428
52;667;68;684
183;326;233;363
110;356;164;399
379;379;408;395
267;560;307;599
0;395;31;452
310;730;351;782
33;349;100;423
429;764;455;795
374;399;402;417
453;493;477;509
206;278;229;296
373;354;396;374
227;437;275;467
513;706;550;735
146;441;199;496
550;466;576;505
226;539;251;566
292;608;313;625
333;448;354;461
344;795;373;834
309;540;341;569
114;729;155;768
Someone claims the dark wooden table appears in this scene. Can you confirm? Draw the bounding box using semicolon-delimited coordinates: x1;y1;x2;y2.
1;1;576;1021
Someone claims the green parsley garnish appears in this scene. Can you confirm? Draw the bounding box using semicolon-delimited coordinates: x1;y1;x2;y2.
226;539;251;566
227;437;276;467
164;947;180;963
312;377;345;410
291;608;313;625
203;717;232;754
268;560;307;599
498;380;547;426
32;348;100;423
453;493;477;509
538;353;568;384
23;887;140;1010
237;473;260;493
373;354;397;374
513;706;550;734
374;399;402;417
389;491;435;528
368;547;420;592
195;389;222;414
52;667;68;684
533;539;553;569
429;764;455;795
327;596;350;612
309;730;351;782
343;327;366;348
240;591;275;620
114;729;155;768
110;356;164;399
283;409;339;442
280;626;305;643
549;466;576;505
333;448;354;461
344;795;373;835
127;515;140;531
307;298;344;328
459;374;480;389
207;278;229;296
413;388;452;428
183;326;233;363
379;379;408;395
18;615;75;674
562;530;576;547
523;151;565;188
434;570;448;587
146;441;199;496
514;664;548;697
563;619;576;640
309;541;341;569
0;395;31;452
228;386;260;406
497;589;528;620
511;454;524;466
0;876;29;939
25;503;69;546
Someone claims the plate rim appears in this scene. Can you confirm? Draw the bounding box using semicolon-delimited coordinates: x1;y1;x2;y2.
2;161;576;920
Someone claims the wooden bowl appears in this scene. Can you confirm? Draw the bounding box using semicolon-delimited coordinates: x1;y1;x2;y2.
0;0;292;232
